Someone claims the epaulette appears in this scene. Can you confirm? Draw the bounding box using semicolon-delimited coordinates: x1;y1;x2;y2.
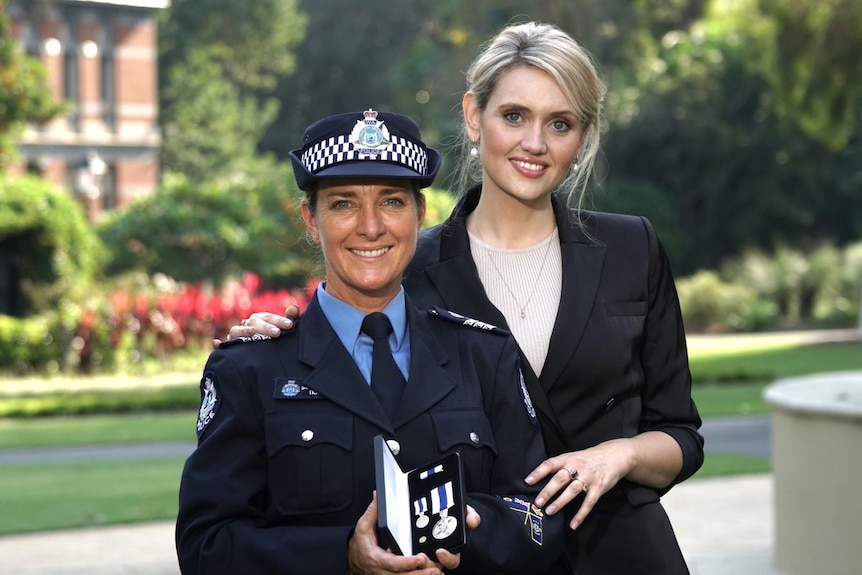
218;333;274;349
427;307;510;336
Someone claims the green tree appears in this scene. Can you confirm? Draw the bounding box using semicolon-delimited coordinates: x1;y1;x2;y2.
0;175;105;371
597;1;862;273
159;0;306;92
157;0;307;177
159;47;280;181
754;0;862;150
258;0;438;159
99;164;314;288
0;12;66;167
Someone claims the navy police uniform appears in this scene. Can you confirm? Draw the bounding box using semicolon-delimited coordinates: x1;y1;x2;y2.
176;293;564;574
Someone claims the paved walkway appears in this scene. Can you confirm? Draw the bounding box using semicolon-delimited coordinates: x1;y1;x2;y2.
0;472;780;575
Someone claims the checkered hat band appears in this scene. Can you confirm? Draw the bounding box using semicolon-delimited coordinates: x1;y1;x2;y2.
301;135;428;175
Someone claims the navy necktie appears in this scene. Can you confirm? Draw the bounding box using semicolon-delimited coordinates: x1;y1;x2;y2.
361;312;406;420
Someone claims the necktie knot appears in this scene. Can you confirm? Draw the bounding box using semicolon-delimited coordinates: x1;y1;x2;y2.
362;312;393;341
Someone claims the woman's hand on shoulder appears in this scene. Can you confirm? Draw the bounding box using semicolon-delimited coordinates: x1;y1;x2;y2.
211;304;300;348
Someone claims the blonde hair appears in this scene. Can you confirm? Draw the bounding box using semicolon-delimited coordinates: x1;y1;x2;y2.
454;21;606;210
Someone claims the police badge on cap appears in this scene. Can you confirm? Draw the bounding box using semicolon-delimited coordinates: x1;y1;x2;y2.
289;108;442;191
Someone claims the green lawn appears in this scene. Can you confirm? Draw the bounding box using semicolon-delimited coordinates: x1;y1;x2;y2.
0;411;197;450
0;332;858;535
0;458;184;535
691;381;771;417
697;453;771;478
689;339;862;384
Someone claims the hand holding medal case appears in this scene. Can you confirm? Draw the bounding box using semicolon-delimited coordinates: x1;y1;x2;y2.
373;435;467;557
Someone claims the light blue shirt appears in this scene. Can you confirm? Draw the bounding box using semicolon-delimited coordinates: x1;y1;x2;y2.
316;282;410;384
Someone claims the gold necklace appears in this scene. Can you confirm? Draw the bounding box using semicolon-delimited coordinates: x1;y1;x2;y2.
483;236;554;319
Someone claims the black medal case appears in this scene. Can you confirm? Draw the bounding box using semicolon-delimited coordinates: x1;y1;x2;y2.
373;435;466;556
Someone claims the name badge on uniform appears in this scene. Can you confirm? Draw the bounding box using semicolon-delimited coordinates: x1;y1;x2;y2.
273;378;320;399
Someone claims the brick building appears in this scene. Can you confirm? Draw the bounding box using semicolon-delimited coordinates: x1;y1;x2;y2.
6;0;168;221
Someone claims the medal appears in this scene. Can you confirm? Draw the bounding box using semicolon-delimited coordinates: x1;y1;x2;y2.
432;514;457;540
430;482;457;539
414;497;429;529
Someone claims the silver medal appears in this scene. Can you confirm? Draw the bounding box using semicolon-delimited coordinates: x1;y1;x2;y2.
432;514;457;539
414;497;429;529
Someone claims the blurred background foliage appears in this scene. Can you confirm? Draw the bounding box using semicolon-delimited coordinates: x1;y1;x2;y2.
155;0;862;275
1;0;861;375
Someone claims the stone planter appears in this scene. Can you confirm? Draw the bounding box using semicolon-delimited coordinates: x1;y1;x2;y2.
764;371;862;575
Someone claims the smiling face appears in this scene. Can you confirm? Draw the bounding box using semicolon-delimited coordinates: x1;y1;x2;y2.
464;65;584;208
302;178;425;312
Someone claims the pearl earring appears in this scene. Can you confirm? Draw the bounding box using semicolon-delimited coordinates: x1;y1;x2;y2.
470;139;480;158
571;160;579;172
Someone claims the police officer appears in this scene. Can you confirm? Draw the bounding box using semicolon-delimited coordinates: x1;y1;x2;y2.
175;109;564;574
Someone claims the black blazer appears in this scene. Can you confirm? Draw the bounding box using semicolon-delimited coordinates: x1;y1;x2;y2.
176;293;564;574
405;187;704;574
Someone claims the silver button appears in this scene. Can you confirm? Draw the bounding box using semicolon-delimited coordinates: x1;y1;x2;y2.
470;432;479;444
386;439;401;456
301;430;314;442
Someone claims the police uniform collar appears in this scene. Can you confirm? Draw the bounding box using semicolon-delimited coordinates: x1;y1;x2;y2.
315;282;408;354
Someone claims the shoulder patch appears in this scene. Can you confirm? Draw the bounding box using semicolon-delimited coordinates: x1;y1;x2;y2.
219;333;273;349
196;372;220;437
427;307;509;335
500;496;544;546
519;369;537;425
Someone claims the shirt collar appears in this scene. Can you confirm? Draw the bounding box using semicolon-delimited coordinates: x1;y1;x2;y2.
316;282;408;352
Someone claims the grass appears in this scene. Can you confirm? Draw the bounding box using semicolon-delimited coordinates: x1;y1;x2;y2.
696;453;771;478
688;338;862;417
0;411;197;450
691;381;771;417
0;373;200;417
0;458;184;535
0;331;858;535
689;340;862;385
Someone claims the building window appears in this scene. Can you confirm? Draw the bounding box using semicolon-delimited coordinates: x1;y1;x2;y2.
21;21;39;58
99;26;116;128
101;164;117;211
62;22;78;127
26;160;44;176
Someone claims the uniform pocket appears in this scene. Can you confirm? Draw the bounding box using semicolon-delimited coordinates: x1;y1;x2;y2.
264;409;354;515
430;409;498;486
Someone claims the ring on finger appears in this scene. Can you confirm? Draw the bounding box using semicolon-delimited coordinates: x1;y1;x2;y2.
240;319;248;326
562;467;578;481
575;477;588;492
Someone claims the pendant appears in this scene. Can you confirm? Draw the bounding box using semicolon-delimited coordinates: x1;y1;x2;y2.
520;309;526;319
